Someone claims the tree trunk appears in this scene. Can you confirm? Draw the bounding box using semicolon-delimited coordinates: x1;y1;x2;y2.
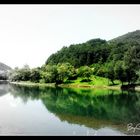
111;80;115;85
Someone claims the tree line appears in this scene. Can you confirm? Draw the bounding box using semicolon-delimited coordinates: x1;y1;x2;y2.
9;63;93;84
8;37;140;86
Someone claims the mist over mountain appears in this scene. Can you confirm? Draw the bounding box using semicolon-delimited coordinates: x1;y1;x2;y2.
0;62;12;80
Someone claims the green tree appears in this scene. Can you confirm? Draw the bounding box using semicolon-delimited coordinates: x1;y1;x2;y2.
123;45;140;84
30;68;41;82
56;63;73;84
77;66;93;82
40;65;58;83
105;62;115;85
114;61;126;85
20;65;31;81
9;65;31;82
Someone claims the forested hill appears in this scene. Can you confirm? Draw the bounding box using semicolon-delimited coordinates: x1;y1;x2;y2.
46;39;109;67
9;30;140;85
110;30;140;44
46;30;140;68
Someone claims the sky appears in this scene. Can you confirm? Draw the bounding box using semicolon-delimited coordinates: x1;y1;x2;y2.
0;4;140;69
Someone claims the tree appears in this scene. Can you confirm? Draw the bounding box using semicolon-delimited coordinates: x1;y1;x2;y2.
105;62;115;85
62;63;77;80
114;61;126;85
124;45;140;71
8;65;31;82
30;68;41;82
123;65;138;85
123;45;140;84
56;63;73;84
77;66;93;82
8;67;23;81
40;65;58;83
20;65;31;81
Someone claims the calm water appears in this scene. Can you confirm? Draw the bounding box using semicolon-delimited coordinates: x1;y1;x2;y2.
0;83;140;136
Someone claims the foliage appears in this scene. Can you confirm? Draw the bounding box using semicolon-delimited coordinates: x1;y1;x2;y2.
105;62;115;85
114;61;127;85
46;39;109;67
9;30;140;86
9;65;31;82
77;66;93;82
30;68;41;83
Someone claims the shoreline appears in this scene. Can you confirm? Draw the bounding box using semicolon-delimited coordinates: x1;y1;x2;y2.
10;81;121;90
9;81;140;92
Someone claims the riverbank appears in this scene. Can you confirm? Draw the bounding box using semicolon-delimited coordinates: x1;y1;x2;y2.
10;81;121;90
10;81;56;88
9;75;140;91
0;80;9;84
10;81;140;92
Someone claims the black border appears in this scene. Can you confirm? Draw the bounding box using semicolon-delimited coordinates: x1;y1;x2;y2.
0;0;140;4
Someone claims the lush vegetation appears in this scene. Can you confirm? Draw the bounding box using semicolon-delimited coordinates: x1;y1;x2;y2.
8;30;140;88
9;63;92;84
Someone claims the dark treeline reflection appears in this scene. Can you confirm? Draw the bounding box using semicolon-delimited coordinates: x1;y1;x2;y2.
9;85;140;128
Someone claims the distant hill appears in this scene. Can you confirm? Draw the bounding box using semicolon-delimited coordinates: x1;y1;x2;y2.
0;62;11;71
46;30;140;67
110;30;140;45
0;62;12;80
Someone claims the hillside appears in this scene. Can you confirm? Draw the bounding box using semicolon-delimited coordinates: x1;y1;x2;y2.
0;62;12;80
110;30;140;45
9;30;140;88
46;38;109;67
0;62;12;72
46;30;140;68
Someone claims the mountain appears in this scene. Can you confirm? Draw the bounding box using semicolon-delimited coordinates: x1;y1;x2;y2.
46;30;140;67
0;62;11;71
46;38;108;67
0;62;12;80
109;30;140;45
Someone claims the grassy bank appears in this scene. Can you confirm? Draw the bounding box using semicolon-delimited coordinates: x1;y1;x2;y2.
10;75;122;90
61;75;121;90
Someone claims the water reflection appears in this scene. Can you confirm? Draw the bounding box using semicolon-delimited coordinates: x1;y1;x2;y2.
0;84;10;97
9;84;140;135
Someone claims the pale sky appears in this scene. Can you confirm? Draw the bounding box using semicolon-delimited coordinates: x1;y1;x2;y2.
0;4;140;69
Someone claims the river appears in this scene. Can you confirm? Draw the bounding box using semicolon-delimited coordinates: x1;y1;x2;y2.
0;83;140;136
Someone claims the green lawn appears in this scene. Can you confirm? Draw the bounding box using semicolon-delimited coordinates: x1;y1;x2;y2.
64;75;121;87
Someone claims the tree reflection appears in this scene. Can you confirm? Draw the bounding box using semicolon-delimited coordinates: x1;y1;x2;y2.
9;84;140;134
